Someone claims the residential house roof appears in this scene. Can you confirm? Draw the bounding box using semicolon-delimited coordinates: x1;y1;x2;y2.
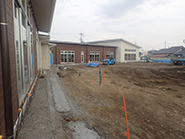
152;46;184;54
175;48;185;55
148;50;157;55
150;54;169;58
88;38;142;48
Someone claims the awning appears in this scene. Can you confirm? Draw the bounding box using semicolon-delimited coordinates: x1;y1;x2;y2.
31;0;56;33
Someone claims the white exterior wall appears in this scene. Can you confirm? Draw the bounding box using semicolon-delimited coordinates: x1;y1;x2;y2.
89;41;122;63
121;41;140;61
41;45;50;69
90;40;140;62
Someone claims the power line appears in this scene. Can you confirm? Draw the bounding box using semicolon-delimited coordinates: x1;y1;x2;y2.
51;32;77;35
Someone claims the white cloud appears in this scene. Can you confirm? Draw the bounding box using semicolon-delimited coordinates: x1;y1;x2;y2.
51;0;185;51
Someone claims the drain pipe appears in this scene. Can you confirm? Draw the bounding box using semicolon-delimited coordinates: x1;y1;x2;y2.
0;0;14;139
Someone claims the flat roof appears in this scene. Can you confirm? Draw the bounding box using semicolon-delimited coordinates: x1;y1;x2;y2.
50;41;118;48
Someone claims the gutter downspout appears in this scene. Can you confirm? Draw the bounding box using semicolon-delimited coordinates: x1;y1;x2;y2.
0;0;14;138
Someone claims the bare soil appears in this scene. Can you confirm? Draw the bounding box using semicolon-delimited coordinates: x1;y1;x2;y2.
59;62;185;139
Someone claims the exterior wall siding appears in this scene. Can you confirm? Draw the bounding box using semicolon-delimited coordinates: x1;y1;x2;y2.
52;43;116;64
87;46;103;62
89;40;141;62
0;0;40;136
7;0;19;123
121;41;140;61
89;41;121;62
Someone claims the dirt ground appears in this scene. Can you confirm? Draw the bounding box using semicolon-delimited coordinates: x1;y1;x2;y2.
58;62;185;139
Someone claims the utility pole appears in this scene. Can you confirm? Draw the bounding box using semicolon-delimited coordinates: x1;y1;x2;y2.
79;32;84;43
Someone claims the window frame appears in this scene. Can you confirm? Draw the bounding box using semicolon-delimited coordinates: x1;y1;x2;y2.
90;51;100;62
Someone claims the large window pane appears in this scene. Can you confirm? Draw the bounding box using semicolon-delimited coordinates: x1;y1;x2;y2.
22;14;29;91
15;6;23;105
110;52;114;58
106;52;114;59
68;51;75;62
81;51;84;63
61;51;67;63
125;54;127;60
95;52;99;61
128;54;130;60
106;52;110;59
30;27;34;78
90;52;94;61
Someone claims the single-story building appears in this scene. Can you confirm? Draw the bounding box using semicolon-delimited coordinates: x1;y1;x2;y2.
0;0;56;138
50;41;117;64
88;38;141;62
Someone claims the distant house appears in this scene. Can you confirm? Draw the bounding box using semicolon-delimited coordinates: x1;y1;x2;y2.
148;50;157;55
88;38;141;62
150;46;184;59
174;49;185;57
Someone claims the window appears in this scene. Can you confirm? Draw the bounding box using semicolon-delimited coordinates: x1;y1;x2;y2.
133;54;136;60
125;54;136;61
125;54;127;60
22;13;29;91
14;1;34;105
106;52;110;58
106;52;114;59
68;51;75;62
90;52;95;62
81;51;84;63
125;49;136;52
30;27;34;78
61;51;75;63
14;5;23;105
61;51;67;63
90;51;100;62
110;52;114;58
95;52;99;61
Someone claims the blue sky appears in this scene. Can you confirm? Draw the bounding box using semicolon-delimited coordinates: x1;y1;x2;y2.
50;0;185;51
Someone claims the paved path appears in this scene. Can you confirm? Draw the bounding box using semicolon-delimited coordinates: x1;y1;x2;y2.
18;67;101;139
50;77;71;112
17;70;72;139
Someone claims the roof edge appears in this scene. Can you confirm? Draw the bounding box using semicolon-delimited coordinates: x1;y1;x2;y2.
49;40;118;48
88;38;142;48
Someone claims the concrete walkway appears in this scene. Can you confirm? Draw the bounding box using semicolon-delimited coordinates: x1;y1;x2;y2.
17;67;102;139
17;70;73;139
50;77;71;112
